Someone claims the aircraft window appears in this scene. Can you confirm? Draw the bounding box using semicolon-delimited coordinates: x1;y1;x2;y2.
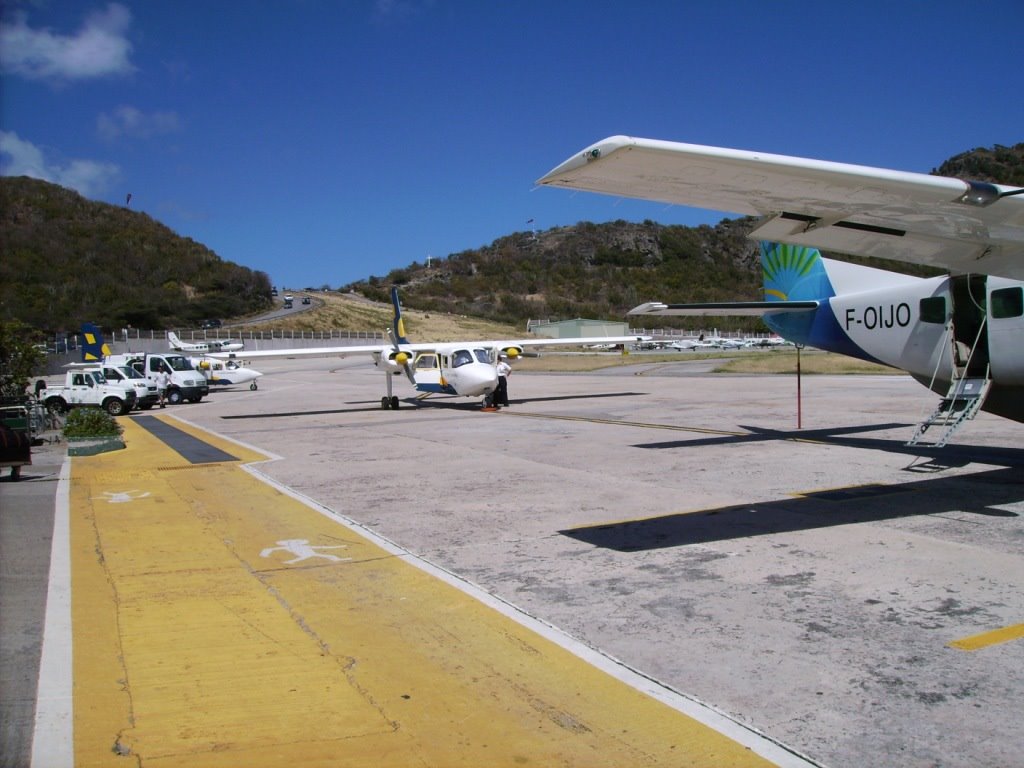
991;287;1023;319
415;354;438;370
919;296;946;324
452;350;473;368
473;348;491;364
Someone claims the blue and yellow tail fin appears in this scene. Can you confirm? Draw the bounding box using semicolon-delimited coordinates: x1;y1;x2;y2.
81;323;111;361
760;242;833;304
391;287;410;344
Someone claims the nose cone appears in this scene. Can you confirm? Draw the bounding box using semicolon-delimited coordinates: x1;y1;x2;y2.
454;363;498;396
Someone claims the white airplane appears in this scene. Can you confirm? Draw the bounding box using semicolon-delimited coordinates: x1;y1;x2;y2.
190;355;263;390
537;136;1024;445
210;287;649;409
168;331;244;353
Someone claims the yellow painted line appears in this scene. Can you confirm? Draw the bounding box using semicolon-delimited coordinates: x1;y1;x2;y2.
66;416;804;767
948;623;1024;651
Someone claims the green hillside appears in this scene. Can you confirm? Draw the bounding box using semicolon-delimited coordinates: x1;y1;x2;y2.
0;177;272;331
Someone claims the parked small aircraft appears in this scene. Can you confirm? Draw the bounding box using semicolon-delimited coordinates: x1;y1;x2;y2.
211;287;650;409
168;331;244;353
537;136;1024;445
190;356;262;390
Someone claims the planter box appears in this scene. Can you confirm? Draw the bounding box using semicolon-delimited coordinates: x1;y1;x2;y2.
67;436;125;456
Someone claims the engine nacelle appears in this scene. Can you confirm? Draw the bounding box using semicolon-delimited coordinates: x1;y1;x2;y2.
377;347;412;372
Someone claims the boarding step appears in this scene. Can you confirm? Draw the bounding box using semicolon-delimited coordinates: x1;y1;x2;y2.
907;376;991;448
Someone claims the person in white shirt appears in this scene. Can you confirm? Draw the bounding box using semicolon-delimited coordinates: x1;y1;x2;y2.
495;354;511;407
155;366;171;408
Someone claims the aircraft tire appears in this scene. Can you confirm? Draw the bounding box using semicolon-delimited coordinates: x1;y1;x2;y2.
250;382;258;391
381;397;390;409
390;396;400;410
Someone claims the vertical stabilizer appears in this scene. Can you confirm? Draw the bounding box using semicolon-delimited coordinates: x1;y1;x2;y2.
761;242;832;304
81;323;111;361
391;287;410;344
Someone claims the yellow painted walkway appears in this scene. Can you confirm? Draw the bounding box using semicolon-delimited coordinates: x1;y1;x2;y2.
67;416;785;767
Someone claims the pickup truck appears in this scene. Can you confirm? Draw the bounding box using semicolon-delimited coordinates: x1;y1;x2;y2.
41;369;136;416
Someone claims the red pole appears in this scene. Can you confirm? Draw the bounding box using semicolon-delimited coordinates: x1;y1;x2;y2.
796;345;802;429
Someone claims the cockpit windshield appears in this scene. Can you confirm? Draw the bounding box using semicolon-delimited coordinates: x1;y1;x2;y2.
473;348;492;364
452;350;474;368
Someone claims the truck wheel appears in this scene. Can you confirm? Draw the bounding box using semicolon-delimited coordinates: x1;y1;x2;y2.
45;397;67;415
167;389;183;405
104;398;127;417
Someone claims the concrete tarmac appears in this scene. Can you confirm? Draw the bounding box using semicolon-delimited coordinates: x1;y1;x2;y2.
7;354;1024;767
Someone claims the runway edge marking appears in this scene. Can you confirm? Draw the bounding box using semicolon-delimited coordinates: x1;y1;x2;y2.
31;456;73;768
238;461;822;768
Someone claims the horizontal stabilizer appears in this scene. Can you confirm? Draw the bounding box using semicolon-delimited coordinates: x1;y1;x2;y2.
628;300;818;317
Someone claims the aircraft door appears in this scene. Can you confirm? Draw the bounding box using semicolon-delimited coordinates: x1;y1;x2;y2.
987;278;1024;384
950;275;990;377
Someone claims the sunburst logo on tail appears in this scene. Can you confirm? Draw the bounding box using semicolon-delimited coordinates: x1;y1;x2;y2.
762;242;821;301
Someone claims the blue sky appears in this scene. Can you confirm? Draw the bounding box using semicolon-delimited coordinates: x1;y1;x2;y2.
3;1;1022;290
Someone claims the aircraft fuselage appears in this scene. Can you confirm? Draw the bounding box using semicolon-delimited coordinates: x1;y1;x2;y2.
769;272;1024;423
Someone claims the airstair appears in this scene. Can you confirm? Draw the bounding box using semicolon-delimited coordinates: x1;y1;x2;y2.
907;322;992;448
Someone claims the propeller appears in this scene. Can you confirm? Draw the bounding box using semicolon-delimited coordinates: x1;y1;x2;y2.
387;328;417;384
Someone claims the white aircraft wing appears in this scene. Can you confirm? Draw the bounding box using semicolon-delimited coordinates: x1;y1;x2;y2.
537;136;1024;280
489;335;648;350
628;301;818;317
209;335;649;361
208;343;388;360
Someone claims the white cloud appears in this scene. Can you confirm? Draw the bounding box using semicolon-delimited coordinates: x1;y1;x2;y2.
97;105;182;141
0;3;135;82
1;130;119;198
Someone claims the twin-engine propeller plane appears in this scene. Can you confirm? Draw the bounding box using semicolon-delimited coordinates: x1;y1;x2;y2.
537;136;1024;446
211;287;649;409
168;331;244;353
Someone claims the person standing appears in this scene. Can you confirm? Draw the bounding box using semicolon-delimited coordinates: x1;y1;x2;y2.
156;365;171;408
495;354;511;407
